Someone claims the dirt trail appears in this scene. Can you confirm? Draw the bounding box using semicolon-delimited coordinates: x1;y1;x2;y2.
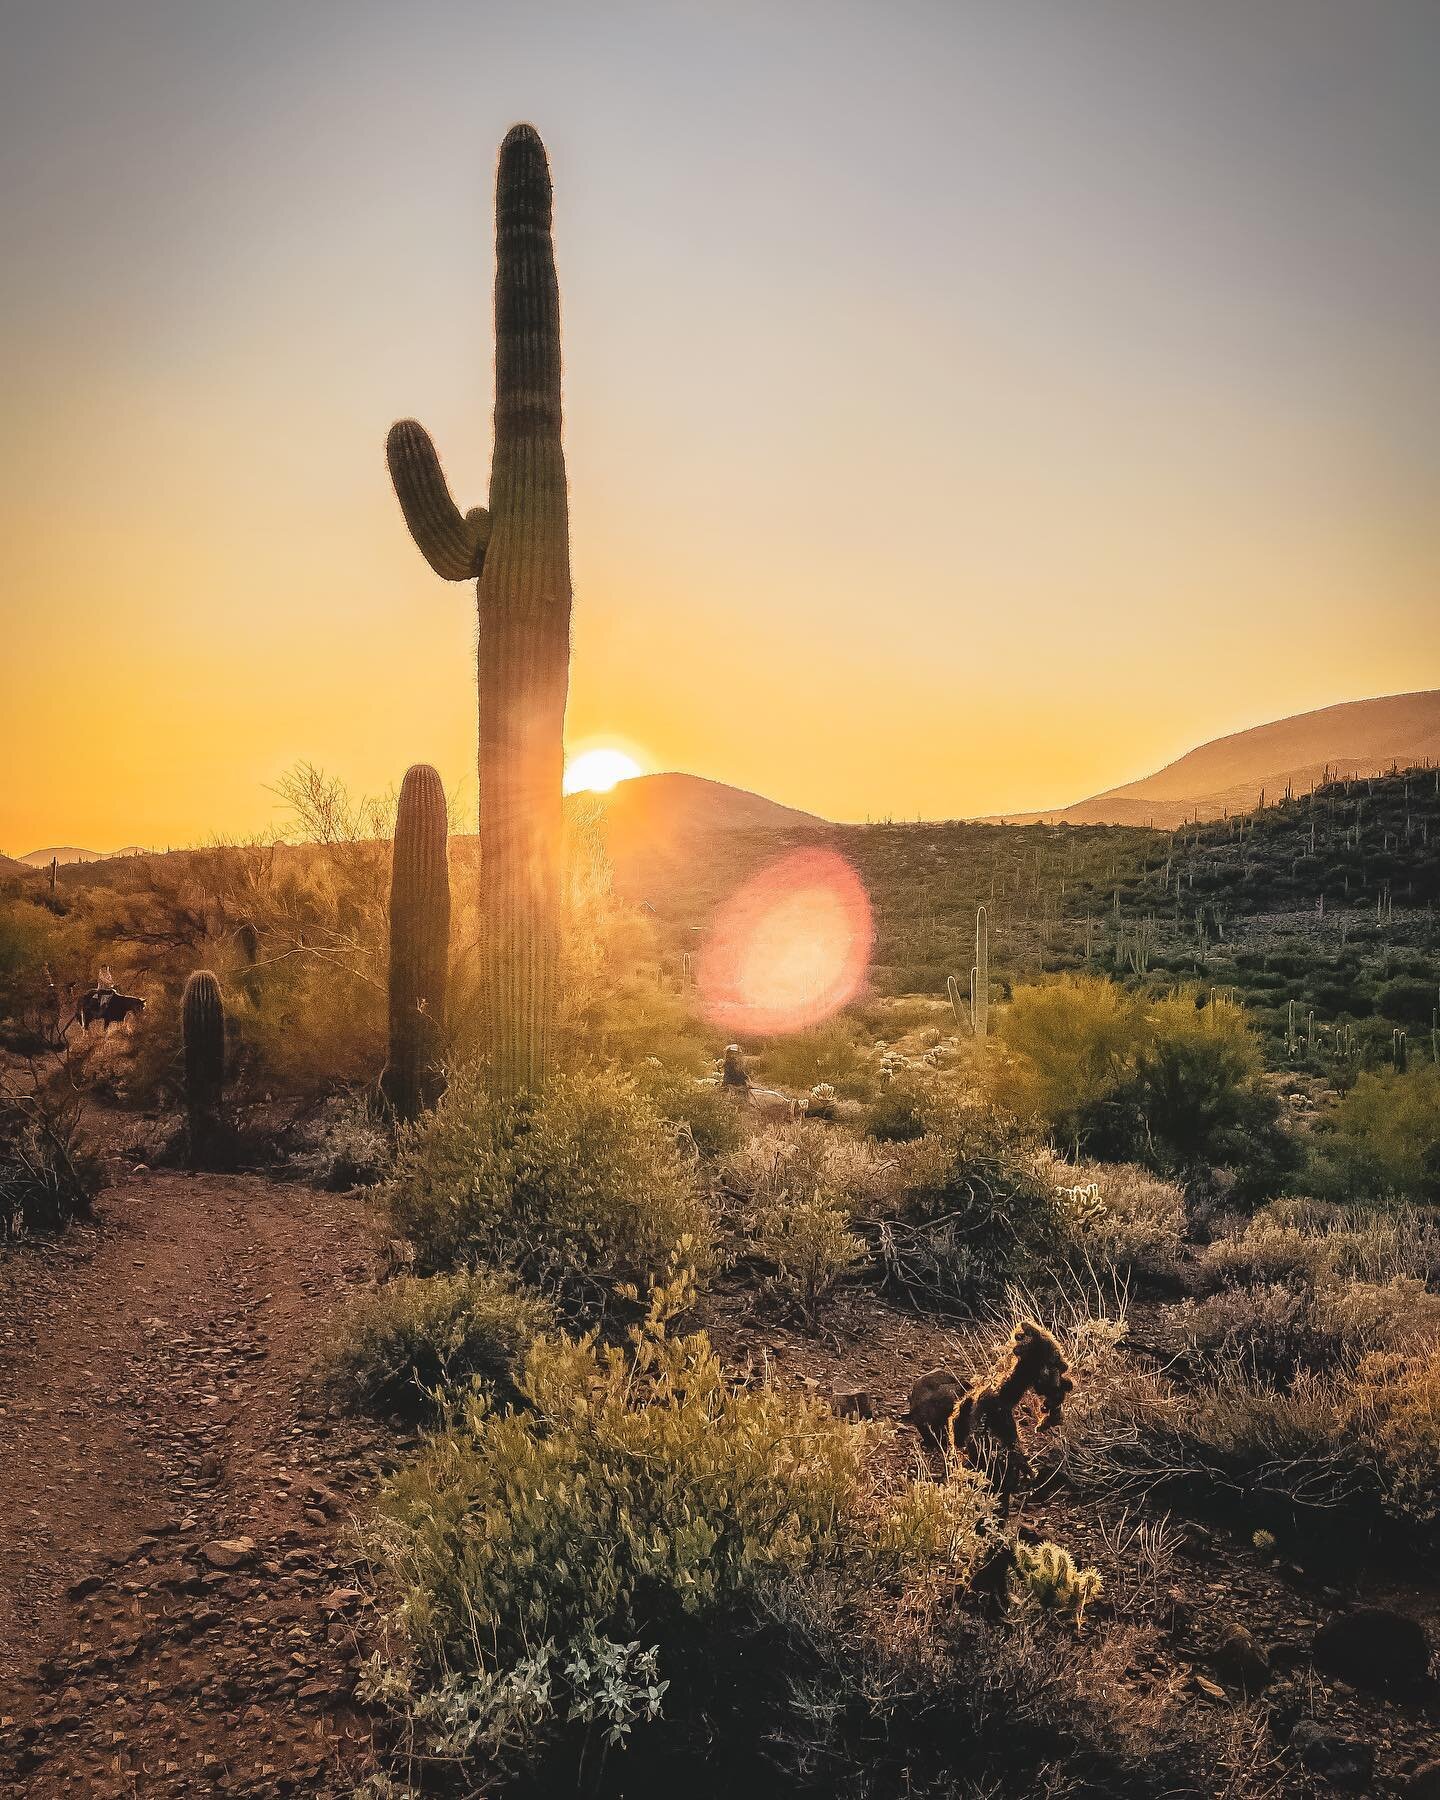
0;1169;391;1797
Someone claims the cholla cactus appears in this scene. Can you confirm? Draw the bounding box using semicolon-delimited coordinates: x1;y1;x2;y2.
1010;1540;1103;1626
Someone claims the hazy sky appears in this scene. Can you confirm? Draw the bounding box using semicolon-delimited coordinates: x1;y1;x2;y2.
3;0;1438;849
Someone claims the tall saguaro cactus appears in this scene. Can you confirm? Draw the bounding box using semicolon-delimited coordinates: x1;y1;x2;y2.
181;969;226;1164
972;906;990;1040
387;123;572;1098
381;764;452;1123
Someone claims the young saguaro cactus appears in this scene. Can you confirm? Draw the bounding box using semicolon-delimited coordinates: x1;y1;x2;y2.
181;969;226;1162
387;123;572;1098
381;764;451;1123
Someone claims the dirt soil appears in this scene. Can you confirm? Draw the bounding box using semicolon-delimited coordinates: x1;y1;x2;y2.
0;1166;393;1797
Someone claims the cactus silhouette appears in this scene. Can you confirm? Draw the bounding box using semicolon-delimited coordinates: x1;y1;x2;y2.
381;764;451;1122
181;969;226;1163
387;123;571;1096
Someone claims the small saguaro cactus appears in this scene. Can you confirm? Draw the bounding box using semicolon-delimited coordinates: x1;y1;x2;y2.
387;123;572;1099
380;764;452;1123
181;969;226;1163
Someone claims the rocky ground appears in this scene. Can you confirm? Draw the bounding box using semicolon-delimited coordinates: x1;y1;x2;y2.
0;1166;394;1797
703;1284;1440;1797
3;1147;1439;1797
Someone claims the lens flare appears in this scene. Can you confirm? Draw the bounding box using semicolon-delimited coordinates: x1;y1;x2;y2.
697;848;873;1036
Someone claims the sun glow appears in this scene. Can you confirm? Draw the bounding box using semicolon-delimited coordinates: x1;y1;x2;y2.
563;746;644;795
697;848;874;1036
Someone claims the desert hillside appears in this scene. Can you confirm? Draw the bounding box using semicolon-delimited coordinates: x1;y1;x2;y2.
1004;690;1440;827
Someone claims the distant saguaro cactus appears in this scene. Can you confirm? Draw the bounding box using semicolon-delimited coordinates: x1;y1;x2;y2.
181;969;226;1163
387;123;572;1098
380;764;451;1123
972;906;990;1040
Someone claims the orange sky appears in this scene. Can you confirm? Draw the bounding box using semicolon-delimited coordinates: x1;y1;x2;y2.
3;2;1438;853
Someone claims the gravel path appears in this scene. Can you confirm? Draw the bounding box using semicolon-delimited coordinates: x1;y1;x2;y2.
0;1169;391;1797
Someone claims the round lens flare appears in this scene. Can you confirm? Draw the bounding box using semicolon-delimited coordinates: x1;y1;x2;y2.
697;848;874;1036
563;747;643;795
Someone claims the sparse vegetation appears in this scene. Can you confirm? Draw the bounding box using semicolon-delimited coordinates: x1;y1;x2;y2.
330;1269;556;1421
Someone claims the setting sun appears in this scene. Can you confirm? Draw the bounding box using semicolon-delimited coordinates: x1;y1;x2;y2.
562;746;643;795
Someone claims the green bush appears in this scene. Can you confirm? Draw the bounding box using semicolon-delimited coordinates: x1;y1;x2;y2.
634;1058;744;1159
752;1018;872;1097
383;1066;713;1316
366;1289;884;1779
993;976;1143;1144
329;1270;556;1421
1313;1065;1440;1202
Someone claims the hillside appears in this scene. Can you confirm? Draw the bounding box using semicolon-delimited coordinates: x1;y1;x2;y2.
579;772;829;900
1005;690;1440;828
17;846;148;867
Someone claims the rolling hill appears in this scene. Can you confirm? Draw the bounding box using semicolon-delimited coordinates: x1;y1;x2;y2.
17;845;148;867
1003;690;1440;828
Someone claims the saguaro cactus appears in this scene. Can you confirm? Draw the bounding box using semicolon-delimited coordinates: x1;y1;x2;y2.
387;123;572;1097
972;906;990;1040
181;969;226;1162
381;764;452;1122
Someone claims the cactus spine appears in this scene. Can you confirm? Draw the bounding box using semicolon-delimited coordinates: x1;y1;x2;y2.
381;764;451;1123
387;124;571;1098
972;905;989;1039
181;969;226;1162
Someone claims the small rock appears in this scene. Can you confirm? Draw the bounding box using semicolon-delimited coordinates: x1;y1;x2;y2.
1211;1621;1270;1692
1313;1607;1433;1690
66;1574;105;1600
201;1537;257;1571
831;1390;877;1420
1290;1720;1374;1791
1406;1764;1440;1800
1193;1674;1227;1701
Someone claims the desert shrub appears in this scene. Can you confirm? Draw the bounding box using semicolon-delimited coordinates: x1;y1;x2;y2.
1312;1065;1440;1202
862;1065;937;1142
752;1195;867;1319
1197;1201;1440;1292
721;1123;889;1317
633;1058;744;1159
366;1290;875;1782
1053;1159;1187;1285
1161;1277;1440;1383
330;1270;556;1421
994;975;1144;1143
0;1084;104;1238
996;982;1295;1195
875;1094;1067;1311
1376;977;1437;1026
1344;1348;1440;1531
752;1018;871;1097
383;1066;712;1316
1091;997;1295;1196
291;1093;393;1190
757;1571;1258;1798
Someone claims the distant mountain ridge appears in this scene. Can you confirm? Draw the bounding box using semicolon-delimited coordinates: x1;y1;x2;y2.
999;691;1440;828
17;845;148;867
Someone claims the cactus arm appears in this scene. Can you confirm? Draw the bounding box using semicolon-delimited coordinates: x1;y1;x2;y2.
386;419;491;581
